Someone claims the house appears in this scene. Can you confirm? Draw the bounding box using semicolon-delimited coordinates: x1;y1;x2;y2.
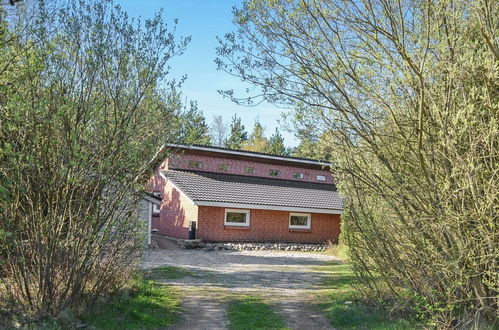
148;144;343;244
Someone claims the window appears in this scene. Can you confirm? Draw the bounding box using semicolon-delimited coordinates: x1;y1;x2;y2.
269;169;280;176
219;164;229;171
224;209;250;227
152;191;161;215
289;213;311;229
189;160;202;168
245;167;256;174
293;172;304;179
316;175;326;181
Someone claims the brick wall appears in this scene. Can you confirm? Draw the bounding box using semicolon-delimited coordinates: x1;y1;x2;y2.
167;153;334;184
148;173;198;239
197;206;340;243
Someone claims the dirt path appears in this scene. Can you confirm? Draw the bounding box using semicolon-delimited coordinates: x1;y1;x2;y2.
143;247;338;330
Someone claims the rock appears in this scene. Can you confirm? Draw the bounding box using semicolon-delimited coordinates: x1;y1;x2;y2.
184;242;196;249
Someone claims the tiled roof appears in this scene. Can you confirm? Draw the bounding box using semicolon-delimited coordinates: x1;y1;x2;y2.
164;170;343;211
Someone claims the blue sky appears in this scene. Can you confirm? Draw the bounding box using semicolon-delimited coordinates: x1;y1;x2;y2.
115;0;297;146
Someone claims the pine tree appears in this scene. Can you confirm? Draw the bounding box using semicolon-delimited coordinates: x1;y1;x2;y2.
176;101;211;145
225;114;248;149
268;127;288;156
292;123;319;159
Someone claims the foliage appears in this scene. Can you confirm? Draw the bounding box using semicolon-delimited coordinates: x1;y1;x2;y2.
0;0;188;319
323;243;348;261
217;0;498;327
268;127;289;156
316;262;419;329
225;114;248;149
228;295;288;330
81;276;180;330
241;119;270;153
173;99;211;145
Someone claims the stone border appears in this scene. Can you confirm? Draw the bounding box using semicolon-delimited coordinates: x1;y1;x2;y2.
196;242;326;252
151;234;328;252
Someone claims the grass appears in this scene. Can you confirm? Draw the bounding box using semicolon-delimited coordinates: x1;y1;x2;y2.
81;274;180;330
143;265;194;280
228;295;288;330
316;262;420;330
323;243;348;259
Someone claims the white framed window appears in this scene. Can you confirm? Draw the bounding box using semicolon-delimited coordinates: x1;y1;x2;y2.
224;209;250;227
316;175;326;181
289;213;311;229
269;169;280;176
152;191;161;214
293;172;304;179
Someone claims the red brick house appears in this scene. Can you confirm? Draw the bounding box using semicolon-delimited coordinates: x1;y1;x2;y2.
148;144;343;244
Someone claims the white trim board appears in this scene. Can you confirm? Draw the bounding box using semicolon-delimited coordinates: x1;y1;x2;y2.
142;194;161;205
195;201;342;215
147;201;153;245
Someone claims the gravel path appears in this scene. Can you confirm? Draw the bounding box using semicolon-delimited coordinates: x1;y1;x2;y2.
143;246;338;330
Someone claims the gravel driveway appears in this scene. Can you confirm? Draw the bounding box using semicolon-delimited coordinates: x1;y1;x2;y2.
142;245;339;330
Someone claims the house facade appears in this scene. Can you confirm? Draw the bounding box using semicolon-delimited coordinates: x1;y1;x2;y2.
148;144;343;244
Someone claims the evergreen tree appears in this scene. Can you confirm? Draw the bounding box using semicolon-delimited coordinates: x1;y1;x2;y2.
180;102;211;145
225;114;248;149
268;127;288;156
170;99;211;145
292;123;319;159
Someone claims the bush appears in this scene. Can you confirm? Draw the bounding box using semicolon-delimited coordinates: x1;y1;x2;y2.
0;0;188;320
216;0;498;327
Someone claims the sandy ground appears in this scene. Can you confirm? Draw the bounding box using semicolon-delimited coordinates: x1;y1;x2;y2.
143;245;339;330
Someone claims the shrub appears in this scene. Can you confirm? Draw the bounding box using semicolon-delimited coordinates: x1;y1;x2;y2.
0;0;188;319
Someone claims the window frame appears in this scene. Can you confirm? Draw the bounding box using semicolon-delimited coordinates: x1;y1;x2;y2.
316;174;326;181
152;191;161;215
289;213;311;229
269;169;281;176
244;167;256;174
293;172;304;179
224;209;251;227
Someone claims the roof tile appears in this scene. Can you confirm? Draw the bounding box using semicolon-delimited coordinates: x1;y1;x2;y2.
164;170;343;211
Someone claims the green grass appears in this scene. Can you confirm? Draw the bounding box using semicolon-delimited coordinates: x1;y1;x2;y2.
143;265;194;280
81;276;180;330
228;296;288;330
316;262;419;330
323;243;348;260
